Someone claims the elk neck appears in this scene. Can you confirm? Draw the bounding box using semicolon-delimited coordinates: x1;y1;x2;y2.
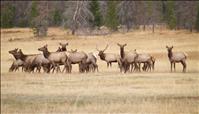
120;47;125;59
168;50;173;60
43;49;50;59
19;53;27;61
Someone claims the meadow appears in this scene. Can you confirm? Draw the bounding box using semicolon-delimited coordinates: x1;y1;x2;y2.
1;28;199;114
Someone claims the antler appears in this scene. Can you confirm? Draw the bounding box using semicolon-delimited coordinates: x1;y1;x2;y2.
117;43;121;47
96;45;100;51
103;44;109;52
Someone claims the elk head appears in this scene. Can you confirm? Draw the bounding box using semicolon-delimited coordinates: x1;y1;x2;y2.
96;44;108;60
166;45;173;52
59;42;68;51
8;48;18;54
38;44;48;52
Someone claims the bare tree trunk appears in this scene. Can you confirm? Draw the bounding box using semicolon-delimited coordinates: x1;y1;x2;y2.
143;24;146;31
152;24;155;33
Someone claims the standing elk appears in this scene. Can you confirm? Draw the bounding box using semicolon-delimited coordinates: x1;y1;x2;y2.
67;49;88;73
96;44;121;68
166;45;187;72
134;51;154;72
38;44;71;73
8;48;24;72
117;43;139;73
142;56;156;71
17;49;38;72
85;52;98;72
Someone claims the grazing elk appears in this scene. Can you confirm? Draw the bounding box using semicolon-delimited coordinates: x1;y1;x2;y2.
67;49;88;73
96;44;121;68
38;45;71;73
166;45;187;72
8;48;24;72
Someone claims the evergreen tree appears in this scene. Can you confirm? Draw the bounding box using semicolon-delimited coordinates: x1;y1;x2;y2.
89;0;102;27
30;1;38;27
1;4;15;28
105;1;119;31
195;3;199;32
53;9;62;26
165;1;176;29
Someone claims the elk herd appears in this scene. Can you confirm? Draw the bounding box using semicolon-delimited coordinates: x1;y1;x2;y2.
8;42;187;74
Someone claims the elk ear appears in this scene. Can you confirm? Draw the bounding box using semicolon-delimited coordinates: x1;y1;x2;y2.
124;44;127;46
59;42;62;45
166;45;168;48
66;43;68;45
171;46;173;48
117;43;120;46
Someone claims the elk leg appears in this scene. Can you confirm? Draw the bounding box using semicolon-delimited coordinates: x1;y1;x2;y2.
181;60;186;73
174;63;176;71
107;62;109;68
170;62;173;72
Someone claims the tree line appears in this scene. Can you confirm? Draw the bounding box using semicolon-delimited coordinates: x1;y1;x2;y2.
1;1;199;37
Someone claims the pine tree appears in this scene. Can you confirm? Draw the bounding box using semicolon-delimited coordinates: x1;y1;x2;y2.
1;4;15;28
30;1;38;27
165;1;176;29
195;3;199;32
89;0;102;27
105;1;119;31
53;9;61;26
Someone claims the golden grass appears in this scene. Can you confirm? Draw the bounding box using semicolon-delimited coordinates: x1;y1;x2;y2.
1;28;199;114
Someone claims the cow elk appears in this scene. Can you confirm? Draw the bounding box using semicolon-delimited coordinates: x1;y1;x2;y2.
166;45;187;72
8;48;24;72
38;44;71;73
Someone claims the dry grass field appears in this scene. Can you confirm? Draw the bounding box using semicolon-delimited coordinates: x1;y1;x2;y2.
1;28;199;114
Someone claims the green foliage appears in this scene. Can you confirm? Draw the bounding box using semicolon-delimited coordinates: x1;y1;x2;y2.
105;1;119;31
52;9;62;26
165;1;176;29
30;1;38;27
195;3;199;32
89;0;102;27
1;4;15;28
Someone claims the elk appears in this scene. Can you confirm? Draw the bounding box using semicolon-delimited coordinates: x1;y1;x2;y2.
84;52;98;72
96;44;121;68
117;43;128;72
67;49;88;73
8;48;24;72
134;52;154;72
38;44;71;73
31;54;51;73
117;43;140;73
17;49;38;72
166;45;187;72
56;42;68;52
142;56;156;71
